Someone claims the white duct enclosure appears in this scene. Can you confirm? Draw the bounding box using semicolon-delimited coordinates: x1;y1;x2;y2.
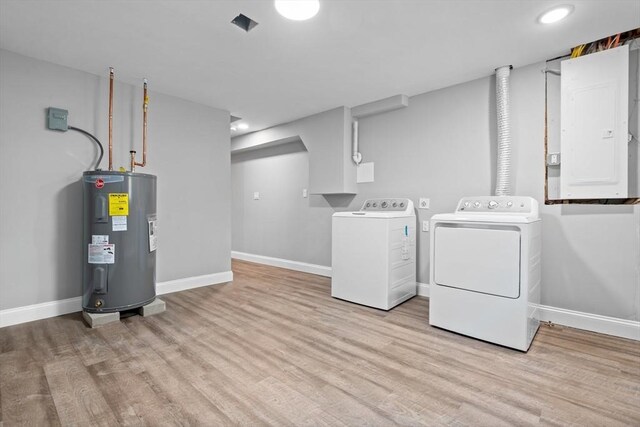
495;65;513;196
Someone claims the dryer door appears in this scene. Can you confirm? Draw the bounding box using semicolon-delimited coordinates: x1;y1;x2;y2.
433;225;520;298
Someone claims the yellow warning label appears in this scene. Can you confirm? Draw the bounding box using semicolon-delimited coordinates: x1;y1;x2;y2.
109;193;129;216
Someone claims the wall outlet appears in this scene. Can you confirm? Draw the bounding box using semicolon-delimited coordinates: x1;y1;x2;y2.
302;188;308;198
419;198;430;209
422;220;429;232
253;192;260;200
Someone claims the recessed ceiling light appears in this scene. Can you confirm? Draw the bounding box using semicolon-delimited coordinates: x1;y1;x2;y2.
237;123;249;130
538;5;574;24
275;0;320;21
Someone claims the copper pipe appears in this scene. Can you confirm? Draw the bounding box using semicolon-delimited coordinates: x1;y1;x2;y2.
129;151;136;173
134;78;148;168
108;67;114;171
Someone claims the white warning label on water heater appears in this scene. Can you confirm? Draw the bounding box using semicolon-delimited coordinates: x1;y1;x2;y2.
88;244;115;264
112;215;127;231
148;215;157;252
91;235;109;244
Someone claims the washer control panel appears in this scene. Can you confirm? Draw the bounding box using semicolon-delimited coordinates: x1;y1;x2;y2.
456;196;539;216
361;198;413;212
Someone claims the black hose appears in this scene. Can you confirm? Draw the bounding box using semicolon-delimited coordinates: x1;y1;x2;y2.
67;126;104;170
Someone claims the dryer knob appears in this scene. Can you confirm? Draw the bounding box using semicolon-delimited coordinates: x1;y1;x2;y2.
392;202;397;207
488;200;498;209
473;202;481;208
381;201;388;208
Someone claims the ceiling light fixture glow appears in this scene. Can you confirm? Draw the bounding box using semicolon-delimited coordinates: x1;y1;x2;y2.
237;123;249;130
538;5;574;24
275;0;320;21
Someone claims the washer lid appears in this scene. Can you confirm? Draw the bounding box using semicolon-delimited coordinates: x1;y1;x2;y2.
333;211;415;218
333;198;415;218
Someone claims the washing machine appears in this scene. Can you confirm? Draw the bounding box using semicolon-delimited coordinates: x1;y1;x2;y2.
332;198;416;310
429;196;542;351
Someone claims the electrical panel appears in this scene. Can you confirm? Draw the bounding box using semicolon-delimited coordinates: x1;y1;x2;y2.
560;45;629;199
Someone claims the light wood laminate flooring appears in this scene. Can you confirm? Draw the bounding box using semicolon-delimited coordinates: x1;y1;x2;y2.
1;260;639;426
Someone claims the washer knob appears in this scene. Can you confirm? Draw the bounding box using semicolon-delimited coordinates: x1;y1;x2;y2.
381;201;388;208
400;202;405;207
392;202;397;207
373;203;378;208
463;201;471;208
488;200;498;209
506;201;513;207
473;201;481;208
366;202;371;207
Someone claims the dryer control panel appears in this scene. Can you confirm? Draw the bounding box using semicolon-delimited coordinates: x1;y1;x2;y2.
456;196;539;217
361;198;413;212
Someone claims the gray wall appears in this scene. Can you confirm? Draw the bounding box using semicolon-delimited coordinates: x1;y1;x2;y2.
0;49;231;311
232;107;356;194
231;61;640;322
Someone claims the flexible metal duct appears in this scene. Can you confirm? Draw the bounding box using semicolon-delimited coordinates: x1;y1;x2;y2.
352;120;362;165
495;65;512;196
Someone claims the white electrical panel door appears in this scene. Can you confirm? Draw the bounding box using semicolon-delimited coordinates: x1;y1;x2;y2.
560;45;629;199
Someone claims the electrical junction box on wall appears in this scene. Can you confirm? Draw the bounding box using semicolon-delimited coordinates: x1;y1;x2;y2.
560;45;629;199
47;107;68;131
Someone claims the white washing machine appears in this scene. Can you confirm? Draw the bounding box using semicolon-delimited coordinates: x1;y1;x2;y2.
429;196;542;351
332;198;416;310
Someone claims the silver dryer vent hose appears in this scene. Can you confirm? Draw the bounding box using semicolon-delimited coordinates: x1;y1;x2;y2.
495;65;512;196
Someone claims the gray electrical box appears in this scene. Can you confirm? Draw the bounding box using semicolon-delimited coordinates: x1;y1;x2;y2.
47;107;68;131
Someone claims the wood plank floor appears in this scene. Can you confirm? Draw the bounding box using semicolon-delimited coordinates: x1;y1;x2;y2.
1;259;639;426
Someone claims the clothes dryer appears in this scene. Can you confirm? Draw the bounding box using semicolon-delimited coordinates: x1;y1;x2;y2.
429;196;542;351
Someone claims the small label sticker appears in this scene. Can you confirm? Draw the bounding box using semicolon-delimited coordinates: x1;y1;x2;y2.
95;178;104;189
109;193;129;216
112;215;127;231
148;215;157;252
88;244;115;264
91;235;109;244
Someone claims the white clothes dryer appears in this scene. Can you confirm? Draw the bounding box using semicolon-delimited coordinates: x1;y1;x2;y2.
332;198;416;310
429;196;542;351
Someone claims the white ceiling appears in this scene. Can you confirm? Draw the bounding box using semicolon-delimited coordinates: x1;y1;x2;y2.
1;1;639;136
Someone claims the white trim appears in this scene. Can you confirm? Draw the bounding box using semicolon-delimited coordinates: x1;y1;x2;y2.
0;271;233;328
156;271;233;295
232;251;332;277
417;282;430;297
0;296;82;328
538;304;640;341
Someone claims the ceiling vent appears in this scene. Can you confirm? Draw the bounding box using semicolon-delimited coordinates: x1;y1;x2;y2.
231;14;258;32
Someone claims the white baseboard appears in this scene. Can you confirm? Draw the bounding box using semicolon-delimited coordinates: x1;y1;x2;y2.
416;282;430;297
0;296;82;328
0;271;234;328
538;304;640;341
156;271;233;295
231;251;332;277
